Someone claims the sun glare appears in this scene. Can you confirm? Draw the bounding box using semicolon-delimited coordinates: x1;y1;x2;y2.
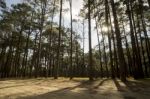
102;26;108;32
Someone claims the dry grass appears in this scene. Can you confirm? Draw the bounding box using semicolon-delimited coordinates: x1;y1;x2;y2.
0;78;150;99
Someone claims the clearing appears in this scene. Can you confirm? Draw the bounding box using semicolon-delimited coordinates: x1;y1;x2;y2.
0;78;150;99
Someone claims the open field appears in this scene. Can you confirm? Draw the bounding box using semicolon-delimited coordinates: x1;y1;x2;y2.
0;78;150;99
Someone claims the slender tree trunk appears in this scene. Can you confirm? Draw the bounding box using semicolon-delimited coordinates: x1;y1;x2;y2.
82;20;85;76
105;0;114;78
108;11;119;78
95;18;103;78
0;45;6;78
88;0;93;81
55;0;63;79
99;22;109;78
69;0;73;80
110;0;126;82
126;0;144;78
147;0;150;7
131;7;144;78
48;0;56;77
122;21;133;76
137;13;149;77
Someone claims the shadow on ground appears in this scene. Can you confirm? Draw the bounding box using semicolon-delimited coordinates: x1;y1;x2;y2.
18;78;110;99
1;78;150;99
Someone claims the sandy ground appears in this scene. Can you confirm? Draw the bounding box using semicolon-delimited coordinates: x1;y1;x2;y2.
0;78;150;99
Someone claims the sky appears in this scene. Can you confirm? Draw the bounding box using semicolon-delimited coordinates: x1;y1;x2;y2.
5;0;98;53
6;0;22;7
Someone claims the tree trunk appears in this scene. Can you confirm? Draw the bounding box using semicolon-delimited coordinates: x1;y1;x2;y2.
88;0;93;81
55;0;63;79
110;0;126;82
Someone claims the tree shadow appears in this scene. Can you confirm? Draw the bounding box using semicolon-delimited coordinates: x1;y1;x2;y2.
15;79;109;99
124;80;150;94
113;79;150;99
94;78;109;89
3;78;150;99
0;84;26;89
113;79;127;92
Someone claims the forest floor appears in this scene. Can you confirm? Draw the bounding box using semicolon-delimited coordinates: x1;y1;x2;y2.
0;78;150;99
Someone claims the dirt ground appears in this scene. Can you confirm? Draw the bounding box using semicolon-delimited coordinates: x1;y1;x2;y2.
0;78;150;99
